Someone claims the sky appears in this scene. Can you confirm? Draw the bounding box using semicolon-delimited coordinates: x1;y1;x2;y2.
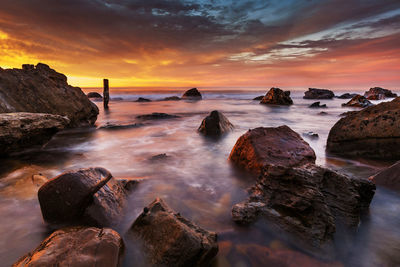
0;0;399;89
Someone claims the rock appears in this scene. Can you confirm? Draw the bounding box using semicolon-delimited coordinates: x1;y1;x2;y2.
111;97;124;101
253;95;264;101
149;153;169;161
182;88;202;100
198;110;234;136
364;87;397;100
309;102;327;108
118;178;140;191
13;227;124;267
303;88;334;99
318;112;328;115
229;126;316;175
232;164;375;258
163;96;181;101
303;131;319;139
38;167;126;227
327;97;400;159
0;63;99;126
130;198;218;266
136;112;179;120
98;122;143;130
260;88;293;105
0;113;69;155
135;97;151;102
341;94;373;108
337;93;357;99
87;92;103;98
370;161;400;193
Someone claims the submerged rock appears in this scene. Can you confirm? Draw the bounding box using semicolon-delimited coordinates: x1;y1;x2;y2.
87;92;103;99
303;88;334;99
135;97;151;102
260;88;293;105
0;63;99;126
309;102;327;108
253;95;264;101
341;94;373;108
198;110;234;136
229;126;316;175
182;88;202;100
136;112;179;120
13;227;124;267
130;198;218;266
163;96;181;101
370;161;400;193
337;93;357;99
0;113;69;156
327;97;400;159
364;87;397;100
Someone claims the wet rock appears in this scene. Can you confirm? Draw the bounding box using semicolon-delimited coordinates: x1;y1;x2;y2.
309;102;327;108
198;110;234;136
13;227;124;267
130;198;218;266
38;167;126;227
0;113;69;156
303;131;319;139
370;161;400;193
163;96;181;101
260;88;293;105
337;93;357;99
327;97;400;159
182;88;202;100
303;88;335;99
87;92;102;98
229;126;316;175
253;95;264;101
0;63;99;126
364;87;397;100
341;94;373;108
98;122;143;130
135;97;151;102
136;112;179;120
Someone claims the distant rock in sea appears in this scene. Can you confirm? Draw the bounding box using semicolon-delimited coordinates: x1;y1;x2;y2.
260;88;293;105
136;112;179;120
303;88;334;99
162;96;181;101
135;97;151;102
198;110;234;136
309;102;327;108
341;94;373;108
364;87;397;100
337;93;357;99
87;92;103;99
182;88;202;100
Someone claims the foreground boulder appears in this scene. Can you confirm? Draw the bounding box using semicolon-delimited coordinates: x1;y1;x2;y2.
370;161;400;193
0;113;69;156
198;110;234;136
260;88;293;105
0;63;99;126
303;88;334;99
327;97;400;159
182;88;202;100
38;167;126;227
13;227;124;267
341;94;373;108
232;164;375;258
364;87;397;100
87;92;102;99
131;198;218;266
229;126;316;175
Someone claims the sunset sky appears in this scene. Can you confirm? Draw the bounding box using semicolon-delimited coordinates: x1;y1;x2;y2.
0;0;399;89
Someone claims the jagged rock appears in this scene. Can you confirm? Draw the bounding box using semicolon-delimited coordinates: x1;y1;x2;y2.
260;88;293;105
130;198;218;266
309;102;327;108
38;167;126;227
13;227;124;267
341;94;373;108
370;161;400;193
364;87;397;100
198;110;234;136
87;92;103;98
163;96;181;101
0;113;69;156
303;88;334;99
182;88;202;100
229;126;316;175
0;63;99;126
135;97;151;102
136;113;179;120
337;93;357;99
327;97;400;159
253;95;264;101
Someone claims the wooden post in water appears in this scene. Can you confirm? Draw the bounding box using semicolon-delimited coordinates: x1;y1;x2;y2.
103;79;109;109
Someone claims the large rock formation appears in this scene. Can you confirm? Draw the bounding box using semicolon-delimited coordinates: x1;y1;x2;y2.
364;87;397;100
38;167;126;227
370;161;400;193
182;88;202;100
198;110;234;136
13;227;124;267
229;126;316;175
0;63;99;126
341;94;373;108
131;198;218;266
0;113;69;156
260;88;293;105
327;97;400;159
303;88;335;99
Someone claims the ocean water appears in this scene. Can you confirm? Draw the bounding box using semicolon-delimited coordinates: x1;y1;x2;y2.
0;89;399;266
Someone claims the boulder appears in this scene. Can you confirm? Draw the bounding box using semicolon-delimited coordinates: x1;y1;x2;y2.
182;88;202;100
260;88;293;105
327;97;400;159
253;95;264;101
341;94;373;108
136;112;179;120
0;63;99;126
303;88;334;99
87;92;103;99
309;102;327;108
337;93;357;99
0;113;69;156
232;164;375;258
198;110;234;136
370;161;400;193
135;97;151;102
130;198;218;266
163;96;181;101
364;87;397;100
38;167;126;227
229;126;316;175
13;227;124;267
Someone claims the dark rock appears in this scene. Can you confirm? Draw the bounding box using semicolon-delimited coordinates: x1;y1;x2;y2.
260;88;293;105
309;102;327;108
135;97;151;102
327;97;400;159
229;126;316;175
303;131;319;139
318;112;328;115
130;198;218;266
87;92;103;98
136;112;179;120
118;178;140;191
0;113;69;156
111;97;124;101
198;110;234;136
337;93;357;99
182;88;202;100
341;94;373;108
370;161;400;193
98;122;143;130
149;153;169;161
253;95;264;101
38;167;126;227
303;88;334;99
13;227;124;267
364;87;397;100
163;96;181;101
0;63;99;126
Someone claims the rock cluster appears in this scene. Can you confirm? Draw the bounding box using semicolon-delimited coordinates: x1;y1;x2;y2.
260;88;293;105
364;87;397;100
342;94;373;108
198;110;234;136
303;88;334;99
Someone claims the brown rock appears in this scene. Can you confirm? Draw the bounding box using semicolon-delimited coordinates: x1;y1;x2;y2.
303;88;334;99
198;110;234;136
370;161;400;193
260;88;293;105
341;94;373;108
364;87;397;100
182;88;202;100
